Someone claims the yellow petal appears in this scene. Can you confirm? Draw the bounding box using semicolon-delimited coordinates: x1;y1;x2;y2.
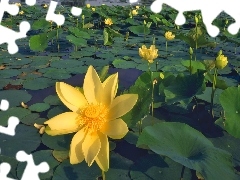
101;119;128;139
82;131;101;166
108;94;138;120
83;65;103;104
69;127;86;164
101;73;118;107
95;132;109;171
44;112;79;135
56;82;88;112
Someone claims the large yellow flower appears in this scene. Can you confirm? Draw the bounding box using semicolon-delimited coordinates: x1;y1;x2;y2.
215;54;228;69
44;65;138;172
165;31;175;40
105;18;113;26
139;45;158;63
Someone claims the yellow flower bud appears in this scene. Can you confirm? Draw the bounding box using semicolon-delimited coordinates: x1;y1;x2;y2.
43;4;48;8
164;31;175;40
189;47;193;55
217;50;222;56
82;15;85;19
92;7;95;11
215;54;228;69
132;9;138;16
19;11;24;15
144;20;146;25
136;6;140;9
86;3;91;8
139;45;158;63
195;15;198;24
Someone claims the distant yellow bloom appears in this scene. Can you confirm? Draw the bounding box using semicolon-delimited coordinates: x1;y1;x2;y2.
15;3;21;7
215;54;228;69
86;3;91;8
136;6;140;9
44;65;138;172
132;9;138;16
92;7;96;11
139;45;158;63
105;18;113;26
165;31;175;40
19;11;24;15
43;4;48;8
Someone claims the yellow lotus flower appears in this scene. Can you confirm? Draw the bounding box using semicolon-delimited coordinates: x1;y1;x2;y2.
136;6;140;9
139;45;158;63
43;4;48;8
215;54;228;69
165;31;175;40
15;3;21;7
132;9;138;16
86;3;91;8
105;18;113;26
92;7;96;11
44;65;138;172
19;11;24;15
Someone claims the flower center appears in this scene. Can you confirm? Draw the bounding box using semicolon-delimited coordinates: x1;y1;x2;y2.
77;103;108;132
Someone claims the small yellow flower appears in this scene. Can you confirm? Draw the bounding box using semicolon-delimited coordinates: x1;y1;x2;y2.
44;65;138;172
43;4;48;8
165;31;175;40
139;45;158;63
19;11;24;15
15;3;21;7
136;6;140;9
105;18;113;26
82;15;85;20
132;9;138;16
92;7;96;11
86;3;91;8
215;54;228;69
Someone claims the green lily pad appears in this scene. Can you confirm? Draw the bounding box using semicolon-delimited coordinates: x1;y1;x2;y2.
43;68;71;80
105;152;133;180
0;155;19;179
17;150;59;180
23;77;54;90
0;124;41;157
0;69;22;78
219;86;240;138
0;90;32;108
137;122;239;180
52;150;69;162
29;103;50;112
52;159;101;180
44;95;61;105
130;154;191;180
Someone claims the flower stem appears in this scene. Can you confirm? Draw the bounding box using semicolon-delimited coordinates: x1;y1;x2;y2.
102;170;106;180
148;63;154;125
210;68;218;119
165;41;168;54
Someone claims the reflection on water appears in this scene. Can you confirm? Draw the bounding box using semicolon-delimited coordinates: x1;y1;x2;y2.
10;0;154;6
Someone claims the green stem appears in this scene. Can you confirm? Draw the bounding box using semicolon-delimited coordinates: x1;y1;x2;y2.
76;18;78;28
102;170;106;180
166;41;168;54
144;25;146;43
195;24;198;61
190;55;192;75
210;68;218;119
57;26;59;52
148;63;154;125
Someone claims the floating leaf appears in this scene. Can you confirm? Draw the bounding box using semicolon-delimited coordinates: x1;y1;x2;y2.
28;103;50;112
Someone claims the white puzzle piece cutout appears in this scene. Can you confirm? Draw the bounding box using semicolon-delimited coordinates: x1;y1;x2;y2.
46;0;65;26
150;0;240;37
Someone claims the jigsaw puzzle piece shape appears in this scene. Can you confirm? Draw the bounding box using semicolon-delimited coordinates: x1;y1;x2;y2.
46;0;65;26
16;151;49;180
0;0;19;22
0;21;30;54
0;162;16;180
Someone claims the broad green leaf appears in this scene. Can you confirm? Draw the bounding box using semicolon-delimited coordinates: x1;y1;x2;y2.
0;124;41;157
32;18;50;30
28;103;50;112
219;86;240;138
164;71;206;105
129;25;150;35
66;35;88;46
137;122;239;180
52;150;69;162
29;33;48;51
